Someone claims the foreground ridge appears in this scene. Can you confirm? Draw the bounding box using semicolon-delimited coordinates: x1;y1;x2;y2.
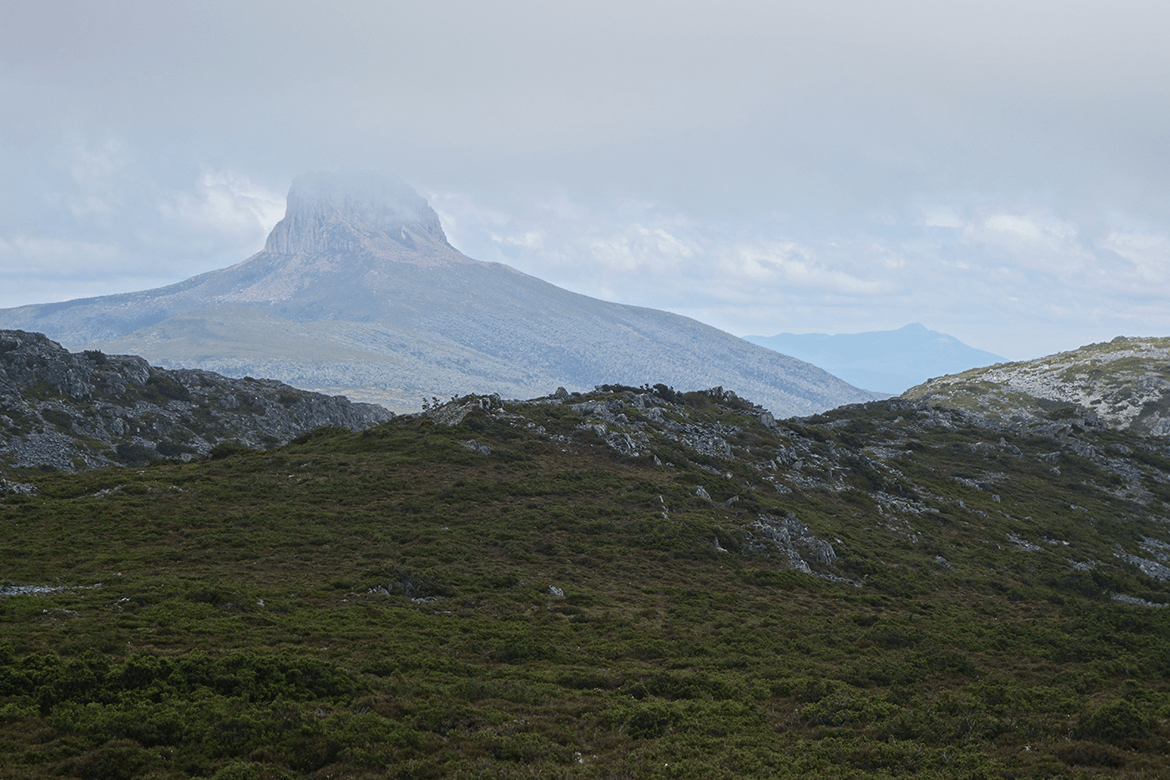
3;375;1170;777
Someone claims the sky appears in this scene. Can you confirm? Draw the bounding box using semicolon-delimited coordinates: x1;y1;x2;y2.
3;1;1170;361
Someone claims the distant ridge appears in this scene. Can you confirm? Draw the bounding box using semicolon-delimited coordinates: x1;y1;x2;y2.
0;329;391;472
0;171;880;416
745;323;1005;394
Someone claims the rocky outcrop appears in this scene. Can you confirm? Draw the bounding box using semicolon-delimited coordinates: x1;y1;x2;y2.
904;336;1170;436
741;512;851;583
0;330;392;472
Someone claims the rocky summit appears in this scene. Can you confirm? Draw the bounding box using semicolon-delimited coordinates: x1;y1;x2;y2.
904;335;1170;437
0;171;879;415
0;330;391;472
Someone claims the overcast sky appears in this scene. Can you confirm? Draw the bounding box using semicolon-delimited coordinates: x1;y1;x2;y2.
3;0;1170;360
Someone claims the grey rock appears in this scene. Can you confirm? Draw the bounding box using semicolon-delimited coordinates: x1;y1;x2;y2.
427;396;494;426
0;478;38;496
741;513;852;583
905;337;1170;437
605;431;639;455
1116;550;1170;582
1007;534;1042;552
1111;593;1168;607
1;582;101;597
462;439;492;455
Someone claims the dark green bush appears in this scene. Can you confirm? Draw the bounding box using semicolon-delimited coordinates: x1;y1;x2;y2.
115;442;157;465
1078;698;1156;745
144;374;191;402
606;699;684;739
209;440;254;459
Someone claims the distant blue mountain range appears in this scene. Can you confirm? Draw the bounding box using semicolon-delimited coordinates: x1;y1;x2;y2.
744;323;1006;395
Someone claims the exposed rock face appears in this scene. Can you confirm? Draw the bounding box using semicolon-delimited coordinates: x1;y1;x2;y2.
904;336;1170;436
0;171;879;416
264;170;450;258
0;330;392;472
743;513;840;575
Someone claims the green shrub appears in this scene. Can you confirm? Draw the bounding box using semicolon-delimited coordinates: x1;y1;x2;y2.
144;374;191;402
40;408;74;431
209;440;254;459
115;441;157;465
798;686;898;727
605;698;685;739
1055;740;1124;768
1078;698;1156;745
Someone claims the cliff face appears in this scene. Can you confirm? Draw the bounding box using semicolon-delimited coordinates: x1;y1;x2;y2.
0;330;391;472
262;170;451;258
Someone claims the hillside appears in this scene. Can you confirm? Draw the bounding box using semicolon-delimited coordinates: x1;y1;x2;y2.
0;330;391;472
0;171;878;416
745;323;1005;394
3;381;1170;777
905;336;1170;436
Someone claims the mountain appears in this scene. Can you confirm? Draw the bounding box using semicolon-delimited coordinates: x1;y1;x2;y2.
745;323;1005;394
0;171;878;415
904;335;1170;436
4;380;1170;777
0;329;391;471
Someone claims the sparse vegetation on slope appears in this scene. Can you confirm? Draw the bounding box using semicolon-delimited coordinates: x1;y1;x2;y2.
3;385;1170;778
906;336;1170;437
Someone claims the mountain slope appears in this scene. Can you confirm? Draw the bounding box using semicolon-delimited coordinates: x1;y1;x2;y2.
904;335;1170;436
745;323;1005;394
3;382;1170;777
0;171;878;415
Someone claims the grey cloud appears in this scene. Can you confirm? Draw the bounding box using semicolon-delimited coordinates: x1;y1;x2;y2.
2;1;1170;360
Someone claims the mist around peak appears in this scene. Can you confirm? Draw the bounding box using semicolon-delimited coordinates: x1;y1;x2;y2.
264;170;449;255
0;170;880;415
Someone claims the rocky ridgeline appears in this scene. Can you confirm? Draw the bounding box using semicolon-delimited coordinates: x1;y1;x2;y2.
418;384;857;585
418;382;1170;596
905;336;1170;436
0;330;392;473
